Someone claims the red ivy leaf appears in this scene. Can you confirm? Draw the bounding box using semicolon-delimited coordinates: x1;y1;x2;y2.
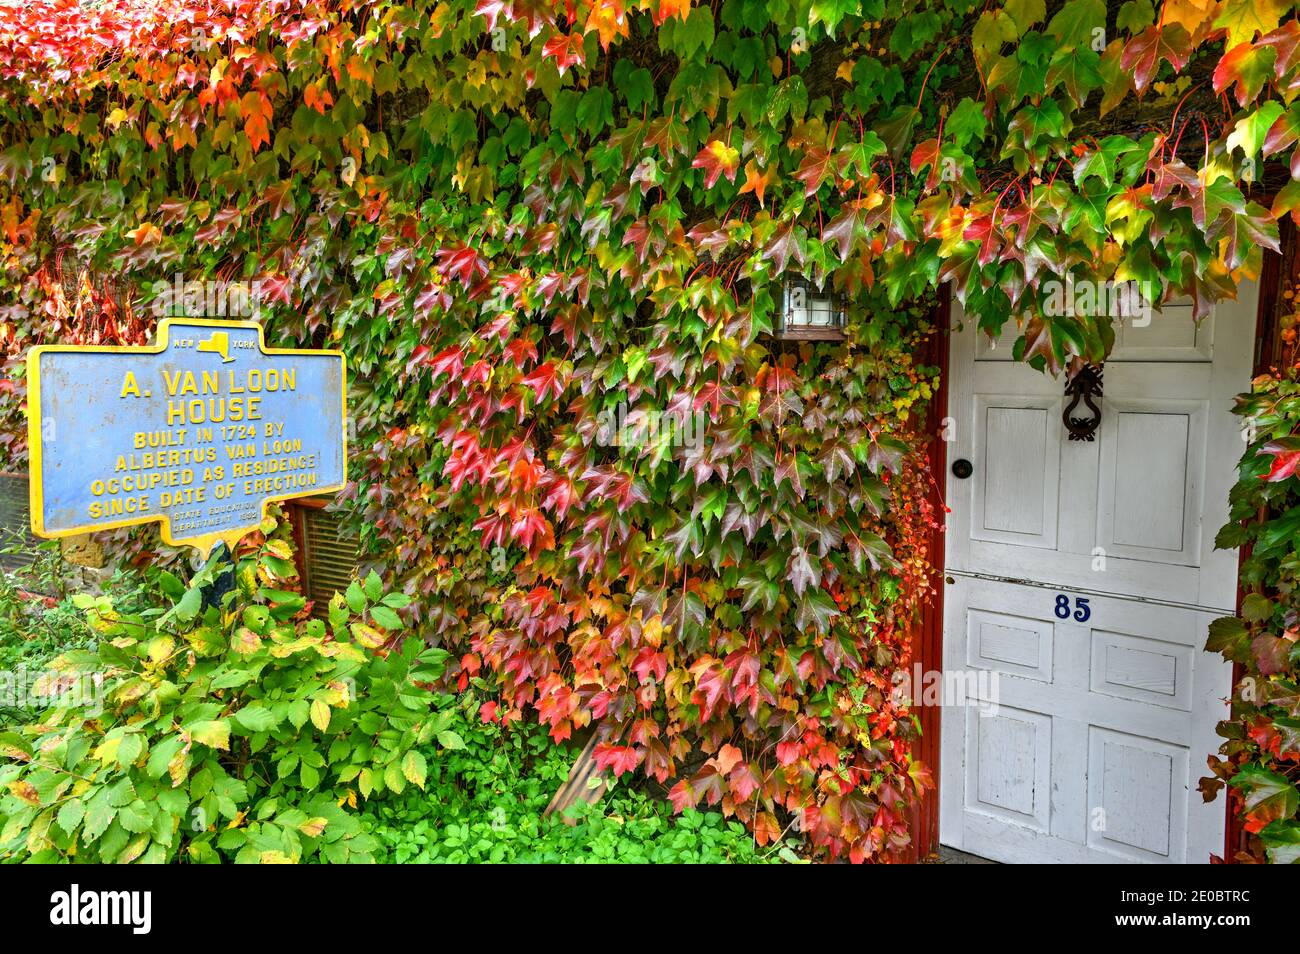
1121;23;1192;94
436;245;489;287
541;31;586;74
592;742;642;777
521;361;564;402
1261;440;1300;481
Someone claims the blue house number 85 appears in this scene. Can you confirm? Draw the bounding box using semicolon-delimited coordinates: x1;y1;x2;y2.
1054;594;1091;622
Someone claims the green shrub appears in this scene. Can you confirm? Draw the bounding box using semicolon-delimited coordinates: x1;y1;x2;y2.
0;524;454;863
0;600;91;730
0;523;792;864
0;544;126;729
366;699;790;864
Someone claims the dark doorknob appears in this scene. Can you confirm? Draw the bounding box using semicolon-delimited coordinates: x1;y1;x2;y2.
951;458;973;479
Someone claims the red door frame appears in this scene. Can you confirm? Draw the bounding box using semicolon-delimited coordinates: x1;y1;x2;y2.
910;247;1287;862
908;287;950;861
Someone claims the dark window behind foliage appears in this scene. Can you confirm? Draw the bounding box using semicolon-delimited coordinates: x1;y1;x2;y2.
296;504;360;617
0;474;39;572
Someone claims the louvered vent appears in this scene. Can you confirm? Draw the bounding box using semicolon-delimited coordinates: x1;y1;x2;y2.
0;474;39;572
300;506;360;617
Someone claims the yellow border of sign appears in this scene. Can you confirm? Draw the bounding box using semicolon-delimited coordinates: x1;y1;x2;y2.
27;317;348;558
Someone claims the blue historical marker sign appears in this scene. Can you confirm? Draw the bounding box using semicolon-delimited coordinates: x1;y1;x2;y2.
27;318;347;556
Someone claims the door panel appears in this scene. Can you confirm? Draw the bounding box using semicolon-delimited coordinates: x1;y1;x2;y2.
967;703;1051;831
975;398;1062;546
1096;400;1205;565
1088;728;1187;863
940;288;1255;864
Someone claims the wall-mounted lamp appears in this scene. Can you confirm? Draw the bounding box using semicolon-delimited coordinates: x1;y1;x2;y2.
776;276;845;341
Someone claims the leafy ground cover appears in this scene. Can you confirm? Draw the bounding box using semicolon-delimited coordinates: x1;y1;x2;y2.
366;695;787;863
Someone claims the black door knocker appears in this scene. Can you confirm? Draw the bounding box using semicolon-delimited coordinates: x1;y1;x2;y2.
1063;363;1103;441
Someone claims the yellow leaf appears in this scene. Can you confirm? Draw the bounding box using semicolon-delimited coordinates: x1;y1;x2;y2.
316;641;366;662
299;817;328;838
350;623;387;649
188;720;230;751
93;737;122;764
310;698;331;732
264;539;293;561
168;749;190;788
321;680;352;706
585;0;630;49
642;614;664;647
402;749;427;790
1214;0;1289;47
7;781;39;806
1159;0;1206;38
106;107;129;128
464;58;487;90
270;636;320;658
119;834;149;863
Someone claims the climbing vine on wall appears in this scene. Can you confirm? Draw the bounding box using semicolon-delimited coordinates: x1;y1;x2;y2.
1;0;1299;859
1206;282;1300;863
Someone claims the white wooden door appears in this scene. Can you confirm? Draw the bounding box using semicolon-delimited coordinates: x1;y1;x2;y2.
940;287;1256;864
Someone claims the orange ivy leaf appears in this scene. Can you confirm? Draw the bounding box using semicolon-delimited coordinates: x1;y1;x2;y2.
737;159;773;207
714;742;743;775
303;80;334;115
240;91;273;152
651;0;691;25
585;0;629;50
125;222;162;245
691;139;739;189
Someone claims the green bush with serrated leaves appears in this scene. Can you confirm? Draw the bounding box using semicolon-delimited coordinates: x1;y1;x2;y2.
0;519;454;863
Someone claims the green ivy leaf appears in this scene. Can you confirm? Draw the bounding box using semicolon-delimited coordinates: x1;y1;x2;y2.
1232;764;1300;829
